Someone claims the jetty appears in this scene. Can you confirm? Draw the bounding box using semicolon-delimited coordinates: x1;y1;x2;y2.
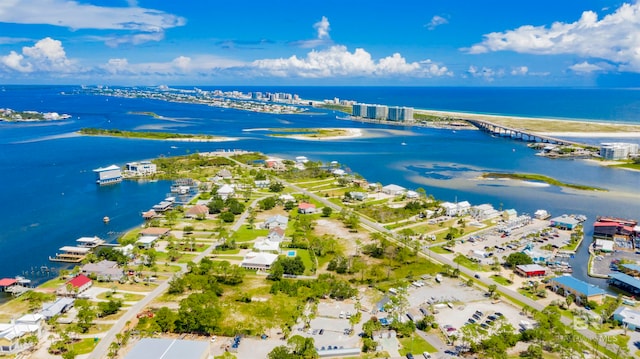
466;119;590;147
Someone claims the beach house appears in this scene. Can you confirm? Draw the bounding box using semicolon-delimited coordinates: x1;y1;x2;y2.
57;274;93;297
0;314;44;355
240;252;278;270
267;227;286;242
81;260;124;282
125;161;156;176
185;204;209;219
298;202;316;214
263;215;288;230
217;184;235;199
381;184;406;196
93;164;122;185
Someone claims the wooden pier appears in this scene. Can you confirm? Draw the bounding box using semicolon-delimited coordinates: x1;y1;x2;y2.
466;119;591;147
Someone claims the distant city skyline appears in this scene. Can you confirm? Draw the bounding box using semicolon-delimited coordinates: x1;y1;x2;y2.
1;0;640;86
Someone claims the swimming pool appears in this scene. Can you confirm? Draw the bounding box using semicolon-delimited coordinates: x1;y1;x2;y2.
286;250;296;257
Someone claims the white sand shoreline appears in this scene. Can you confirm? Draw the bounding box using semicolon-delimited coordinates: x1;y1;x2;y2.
537;131;640;138
277;128;364;141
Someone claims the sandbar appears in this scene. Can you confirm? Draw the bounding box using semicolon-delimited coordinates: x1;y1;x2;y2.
273;128;364;141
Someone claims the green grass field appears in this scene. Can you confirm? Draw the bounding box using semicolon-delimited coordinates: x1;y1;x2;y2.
398;334;437;356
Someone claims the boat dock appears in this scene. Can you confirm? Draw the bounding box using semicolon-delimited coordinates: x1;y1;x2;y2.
49;246;91;263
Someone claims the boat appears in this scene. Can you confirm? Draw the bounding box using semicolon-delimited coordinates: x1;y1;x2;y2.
103;216;110;223
435;274;443;283
401;142;407;146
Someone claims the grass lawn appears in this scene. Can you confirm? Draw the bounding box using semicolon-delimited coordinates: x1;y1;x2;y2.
517;288;539;301
69;338;99;355
234;227;268;242
453;255;488;272
491;275;513;286
398;334;437;355
430;246;453;254
215;248;241;254
293;249;314;275
94;281;155;292
97;291;146;301
389;258;441;281
214;255;244;261
39;277;67;289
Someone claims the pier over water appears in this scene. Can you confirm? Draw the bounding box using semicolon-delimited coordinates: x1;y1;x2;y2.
466;119;591;147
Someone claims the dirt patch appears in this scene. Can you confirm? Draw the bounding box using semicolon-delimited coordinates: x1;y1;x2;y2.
314;219;370;254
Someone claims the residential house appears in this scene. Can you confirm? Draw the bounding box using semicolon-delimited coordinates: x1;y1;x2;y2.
254;180;270;188
381;184;406;196
185;204;209;219
81;260;124;282
298;202;316;214
457;201;471;215
216;169;233;179
139;227;171;237
267;227;286;242
40;297;75;320
217;184;235;199
0;314;44;355
136;235;159;249
279;194;296;203
240;252;279;270
253;238;280;253
349;192;368;201
125;161;157;176
405;190;419;199
141;209;157;220
503;209;518;221
263;215;288;230
470;204;499;221
440;202;458;217
57;274;92;297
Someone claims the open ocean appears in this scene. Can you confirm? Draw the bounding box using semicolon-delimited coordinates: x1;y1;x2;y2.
1;85;639;289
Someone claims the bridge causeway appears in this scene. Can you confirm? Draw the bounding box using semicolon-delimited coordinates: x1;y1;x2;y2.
466;119;590;147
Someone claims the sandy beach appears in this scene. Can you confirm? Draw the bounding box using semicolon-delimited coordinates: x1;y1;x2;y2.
166;137;239;142
537;131;640;138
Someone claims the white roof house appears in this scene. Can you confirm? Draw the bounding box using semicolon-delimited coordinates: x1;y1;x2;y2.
279;194;296;202
253;238;280;253
136;235;159;249
457;201;471;214
217;184;235;199
470;204;499;220
405;190;419;199
440;202;458;216
0;314;44;354
382;184;406;196
241;252;278;270
613;306;640;330
263;215;288;229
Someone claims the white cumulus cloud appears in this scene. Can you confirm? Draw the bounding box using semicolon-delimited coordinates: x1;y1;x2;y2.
0;37;75;73
314;16;330;39
467;2;640;72
251;45;450;78
0;0;185;46
426;15;448;30
511;66;529;75
569;61;607;73
102;55;245;76
291;16;333;48
467;65;505;81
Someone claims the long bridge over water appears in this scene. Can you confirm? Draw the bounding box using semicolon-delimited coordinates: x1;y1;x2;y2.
465;119;591;147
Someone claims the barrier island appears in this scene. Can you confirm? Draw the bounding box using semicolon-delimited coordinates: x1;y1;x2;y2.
481;172;607;191
78;128;235;142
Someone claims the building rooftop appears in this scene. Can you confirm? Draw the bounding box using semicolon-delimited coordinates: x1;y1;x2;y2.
93;164;120;172
68;274;92;288
550;215;580;225
610;272;640;291
621;263;640;272
614;306;640;328
550;276;606;296
516;264;547;272
124;338;209;359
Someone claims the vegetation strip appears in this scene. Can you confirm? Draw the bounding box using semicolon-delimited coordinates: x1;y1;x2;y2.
78;128;223;141
482;172;607;191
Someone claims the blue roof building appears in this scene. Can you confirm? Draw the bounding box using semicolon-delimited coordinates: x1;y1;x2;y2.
549;276;607;305
609;272;640;296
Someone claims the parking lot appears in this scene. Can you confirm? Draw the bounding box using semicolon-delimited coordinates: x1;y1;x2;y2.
453;218;574;264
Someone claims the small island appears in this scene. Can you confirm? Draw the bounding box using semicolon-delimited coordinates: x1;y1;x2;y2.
1;108;71;122
78;128;236;142
481;172;607;191
266;127;362;140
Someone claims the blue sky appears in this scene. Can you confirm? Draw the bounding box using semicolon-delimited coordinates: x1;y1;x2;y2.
1;0;639;86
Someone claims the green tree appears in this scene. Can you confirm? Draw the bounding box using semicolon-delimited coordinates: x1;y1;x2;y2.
505;252;534;267
220;211;235;223
259;196;277;210
75;300;96;333
269;182;285;192
321;207;333;217
268;261;284;281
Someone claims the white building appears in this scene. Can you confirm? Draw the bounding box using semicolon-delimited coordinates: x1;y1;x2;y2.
217;184;235;199
440;201;471;216
382;184;406;196
0;314;44;354
263;215;288;229
125;161;157;176
405;190;419;199
93;164;122;185
470;204;500;220
241;252;278;270
600;142;639;160
253;238;281;253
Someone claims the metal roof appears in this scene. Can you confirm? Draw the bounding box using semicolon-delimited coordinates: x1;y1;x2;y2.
550;276;606;296
610;272;640;291
124;338;208;359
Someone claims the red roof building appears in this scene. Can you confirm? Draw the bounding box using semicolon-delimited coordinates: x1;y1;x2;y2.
515;264;547;277
298;202;316;214
58;274;92;296
0;278;17;291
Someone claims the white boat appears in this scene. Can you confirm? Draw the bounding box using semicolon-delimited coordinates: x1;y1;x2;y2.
435;274;443;283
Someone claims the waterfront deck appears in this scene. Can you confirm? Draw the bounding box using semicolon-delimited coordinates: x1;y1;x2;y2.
49;246;91;263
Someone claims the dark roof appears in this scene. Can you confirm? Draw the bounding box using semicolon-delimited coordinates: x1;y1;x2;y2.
610;272;640;291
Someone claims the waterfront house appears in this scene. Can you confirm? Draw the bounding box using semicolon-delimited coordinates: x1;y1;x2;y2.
267;227;286;242
152;200;173;212
76;236;104;248
0;278;16;293
93;164;122;185
382;184;406;196
240;252;278;270
217;184;235;199
503;209;518;221
57;274;92;297
136;235;159;249
142;209;157;220
550;215;580;230
185;204;209;219
612;306;640;331
81;260;124;282
139;227;171;237
40;297;74;320
125;161;156;176
515;264;547;277
457;201;471;215
263;215;288;230
0;314;44;355
470;204;499;221
114;244;135;258
549;276;606;305
331;169;346;176
298;202;316;214
534;209;550;220
440;202;458;216
405;190;419;199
